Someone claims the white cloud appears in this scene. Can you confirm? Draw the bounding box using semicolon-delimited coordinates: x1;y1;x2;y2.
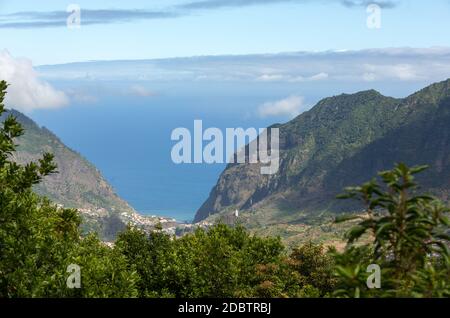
258;95;305;119
37;47;450;84
256;74;285;82
256;72;329;82
362;63;423;81
363;72;377;82
64;88;98;103
129;84;155;97
309;72;329;81
289;72;329;82
0;50;68;112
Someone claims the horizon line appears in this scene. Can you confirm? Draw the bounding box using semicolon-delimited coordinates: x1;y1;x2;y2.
33;46;450;68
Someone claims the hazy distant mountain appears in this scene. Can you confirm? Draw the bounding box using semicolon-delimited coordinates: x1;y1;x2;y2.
195;79;450;228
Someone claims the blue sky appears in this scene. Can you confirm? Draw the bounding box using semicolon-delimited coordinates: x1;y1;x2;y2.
0;0;449;65
1;0;449;114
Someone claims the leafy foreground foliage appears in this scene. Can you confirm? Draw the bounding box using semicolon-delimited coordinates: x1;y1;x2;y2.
115;224;335;297
334;163;450;297
0;81;448;297
0;81;138;297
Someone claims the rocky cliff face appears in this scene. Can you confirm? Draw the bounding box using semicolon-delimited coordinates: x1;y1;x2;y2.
195;79;450;224
3;110;177;240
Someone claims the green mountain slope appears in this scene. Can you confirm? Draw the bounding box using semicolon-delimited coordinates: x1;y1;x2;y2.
195;79;450;236
3;110;175;240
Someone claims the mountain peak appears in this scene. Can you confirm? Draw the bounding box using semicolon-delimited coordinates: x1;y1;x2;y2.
195;79;450;231
404;78;450;106
320;89;387;105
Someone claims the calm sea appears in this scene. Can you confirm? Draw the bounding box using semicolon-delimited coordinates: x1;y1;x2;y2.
30;81;285;222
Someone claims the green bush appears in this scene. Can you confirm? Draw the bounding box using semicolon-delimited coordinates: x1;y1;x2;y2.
333;163;450;297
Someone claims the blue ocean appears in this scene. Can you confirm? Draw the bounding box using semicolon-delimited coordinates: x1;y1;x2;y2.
29;81;294;222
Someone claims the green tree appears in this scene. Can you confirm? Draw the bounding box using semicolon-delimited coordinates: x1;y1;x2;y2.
116;223;303;298
0;81;137;297
334;163;450;297
115;225;177;297
289;242;336;296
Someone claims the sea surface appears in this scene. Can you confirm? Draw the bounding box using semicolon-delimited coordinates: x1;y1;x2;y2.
30;81;290;222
